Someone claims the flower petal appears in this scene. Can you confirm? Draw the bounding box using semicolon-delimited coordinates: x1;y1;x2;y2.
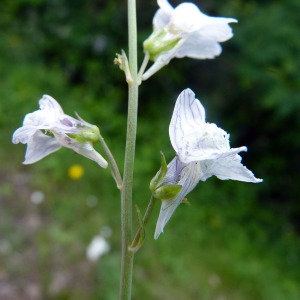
180;145;247;163
197;18;237;41
154;157;203;239
73;142;108;168
175;16;237;59
157;0;173;14
175;32;222;59
169;88;205;153
23;131;61;164
39;94;64;115
22;95;64;129
12;125;40;144
171;3;204;33
153;0;173;29
176;120;247;163
54;132;108;168
23;110;50;127
200;153;263;183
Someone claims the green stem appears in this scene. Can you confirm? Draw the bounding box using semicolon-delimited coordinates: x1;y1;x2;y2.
137;52;150;84
99;136;123;189
119;0;138;299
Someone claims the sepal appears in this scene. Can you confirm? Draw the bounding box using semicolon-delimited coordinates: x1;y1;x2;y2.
67;113;101;144
143;29;180;61
149;151;168;192
152;184;182;200
150;151;182;201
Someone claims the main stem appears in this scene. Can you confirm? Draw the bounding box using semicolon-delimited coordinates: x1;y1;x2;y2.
119;0;138;299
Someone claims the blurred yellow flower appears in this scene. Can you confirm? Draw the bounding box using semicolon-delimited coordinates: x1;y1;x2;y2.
68;164;84;180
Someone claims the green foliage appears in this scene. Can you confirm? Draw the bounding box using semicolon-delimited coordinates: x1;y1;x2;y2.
1;0;300;299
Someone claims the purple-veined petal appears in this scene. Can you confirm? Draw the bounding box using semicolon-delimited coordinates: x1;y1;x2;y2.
72;142;108;168
23;108;62;129
179;145;247;164
54;132;108;168
22;95;65;128
175;121;243;163
154;157;203;239
169;89;205;153
39;95;64;115
159;154;186;185
57;114;84;134
12;125;40;144
199;154;263;183
23;131;61;164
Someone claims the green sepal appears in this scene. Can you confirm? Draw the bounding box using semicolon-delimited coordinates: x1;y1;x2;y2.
153;184;182;200
66;113;100;144
143;29;180;61
150;151;168;192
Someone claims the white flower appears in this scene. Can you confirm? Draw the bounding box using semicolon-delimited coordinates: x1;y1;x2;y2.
86;235;110;262
12;95;108;168
142;0;237;80
154;89;262;239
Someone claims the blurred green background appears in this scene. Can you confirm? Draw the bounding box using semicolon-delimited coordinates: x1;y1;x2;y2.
1;0;300;299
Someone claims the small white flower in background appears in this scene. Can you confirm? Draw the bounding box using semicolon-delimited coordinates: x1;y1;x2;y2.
86;195;99;207
86;228;111;262
86;236;110;262
12;95;108;168
142;0;237;80
154;89;262;239
30;190;45;204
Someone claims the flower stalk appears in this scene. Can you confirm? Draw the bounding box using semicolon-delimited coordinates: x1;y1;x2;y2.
119;0;138;299
99;136;123;189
